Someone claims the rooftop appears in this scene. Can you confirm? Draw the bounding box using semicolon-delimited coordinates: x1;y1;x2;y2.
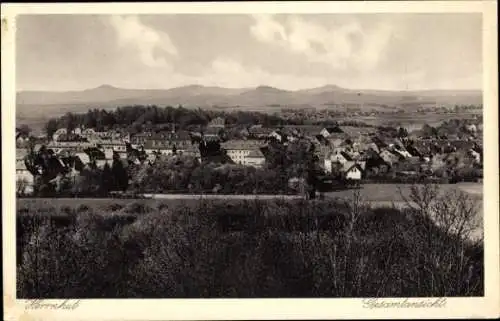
247;149;265;158
248;126;274;135
16;148;28;160
143;139;195;150
16;159;28;171
339;126;375;136
221;140;264;150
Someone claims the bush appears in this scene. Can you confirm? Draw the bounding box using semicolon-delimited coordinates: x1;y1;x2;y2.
17;193;483;298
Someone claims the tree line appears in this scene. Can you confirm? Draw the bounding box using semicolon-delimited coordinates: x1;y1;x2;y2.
44;105;296;138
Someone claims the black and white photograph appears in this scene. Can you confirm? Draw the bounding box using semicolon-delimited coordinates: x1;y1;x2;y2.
2;1;499;320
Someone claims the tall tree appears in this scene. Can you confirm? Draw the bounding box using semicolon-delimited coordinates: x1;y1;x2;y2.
45;119;59;139
398;127;409;138
17;124;32;138
101;162;114;194
62;112;77;132
111;154;128;192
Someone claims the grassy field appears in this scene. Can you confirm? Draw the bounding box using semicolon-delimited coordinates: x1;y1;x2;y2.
16;183;483;206
325;183;483;201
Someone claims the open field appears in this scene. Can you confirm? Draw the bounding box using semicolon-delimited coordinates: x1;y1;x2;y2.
16;183;482;208
325;183;483;201
336;111;482;130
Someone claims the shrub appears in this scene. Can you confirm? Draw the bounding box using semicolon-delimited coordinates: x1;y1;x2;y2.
122;201;153;215
17;192;483;298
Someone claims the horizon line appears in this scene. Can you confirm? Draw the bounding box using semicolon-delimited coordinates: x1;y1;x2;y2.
16;83;483;93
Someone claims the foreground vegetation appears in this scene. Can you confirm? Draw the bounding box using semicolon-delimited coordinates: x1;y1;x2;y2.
17;185;483;298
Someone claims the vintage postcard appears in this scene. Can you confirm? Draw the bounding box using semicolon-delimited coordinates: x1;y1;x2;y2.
2;1;499;320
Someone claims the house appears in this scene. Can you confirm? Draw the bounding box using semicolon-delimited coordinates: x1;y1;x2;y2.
316;145;332;161
16;135;29;147
338;126;375;140
238;127;250;138
220;140;264;165
309;134;326;146
74;152;91;165
179;146;202;163
280;127;300;142
83;147;106;162
371;136;389;150
324;148;354;174
17;148;28;161
465;124;477;133
379;149;403;166
82;129;115;141
365;142;380;154
340;159;366;172
202;127;223;140
248;125;274;139
130;132;154;145
52;128;68;141
207;117;225;128
142;139;195;156
269;130;286;142
329;148;353;165
56;133;88;143
59;153;86;172
96;140;127;154
96;159;113;169
47;141;97;154
282;125;323;139
344;163;364;180
467;149;481;164
320;126;343;138
72;127;82;135
395;157;422;173
81;128;96;136
170;130;192;141
405;144;422;158
391;146;413;159
16;159;35;195
362;150;389;175
245;149;266;168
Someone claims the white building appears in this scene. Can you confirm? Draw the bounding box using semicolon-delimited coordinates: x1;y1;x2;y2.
221;140;265;165
245;149;266;167
344;163;364;180
466;124;477;133
468;149;481;164
75;152;91;165
52;128;68;141
16;150;34;195
268;130;285;142
47;141;96;154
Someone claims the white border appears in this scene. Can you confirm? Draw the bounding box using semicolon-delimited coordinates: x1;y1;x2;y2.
2;2;499;320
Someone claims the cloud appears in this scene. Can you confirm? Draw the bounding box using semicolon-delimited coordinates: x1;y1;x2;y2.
108;15;178;68
250;14;287;43
201;57;331;90
249;15;393;72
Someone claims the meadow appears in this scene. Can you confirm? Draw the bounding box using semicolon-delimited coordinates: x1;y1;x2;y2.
16;184;483;298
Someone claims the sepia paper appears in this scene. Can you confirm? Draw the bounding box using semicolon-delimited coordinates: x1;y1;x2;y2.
2;1;499;320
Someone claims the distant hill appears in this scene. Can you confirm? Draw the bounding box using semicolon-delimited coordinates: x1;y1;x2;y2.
17;84;483;119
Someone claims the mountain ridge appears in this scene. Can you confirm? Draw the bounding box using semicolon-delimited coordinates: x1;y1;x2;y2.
17;84;483;116
18;83;482;95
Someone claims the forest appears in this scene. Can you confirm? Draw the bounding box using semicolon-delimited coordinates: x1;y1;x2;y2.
17;184;483;298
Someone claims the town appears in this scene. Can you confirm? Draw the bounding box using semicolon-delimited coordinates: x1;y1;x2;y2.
15;105;483;198
12;10;488;302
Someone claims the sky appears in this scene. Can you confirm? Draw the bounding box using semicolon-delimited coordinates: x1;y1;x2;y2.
16;13;482;92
